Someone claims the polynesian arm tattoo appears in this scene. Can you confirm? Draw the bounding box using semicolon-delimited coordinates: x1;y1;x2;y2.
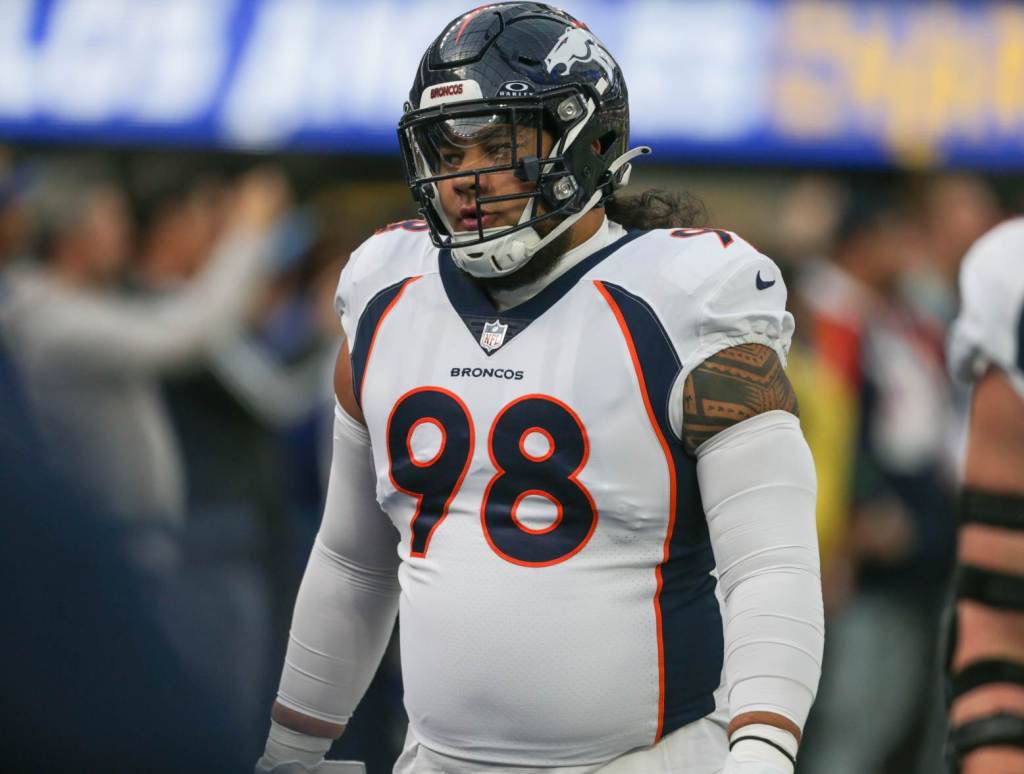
681;343;799;455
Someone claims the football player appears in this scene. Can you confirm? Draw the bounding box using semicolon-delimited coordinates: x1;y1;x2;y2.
256;5;823;773
945;219;1024;773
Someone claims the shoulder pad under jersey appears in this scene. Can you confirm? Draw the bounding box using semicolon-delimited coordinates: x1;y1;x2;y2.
334;220;435;343
600;226;794;374
594;226;794;437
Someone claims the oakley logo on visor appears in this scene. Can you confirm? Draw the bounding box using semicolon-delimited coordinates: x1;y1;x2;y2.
420;80;484;108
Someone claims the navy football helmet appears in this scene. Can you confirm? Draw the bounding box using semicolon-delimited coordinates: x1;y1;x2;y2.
398;3;648;277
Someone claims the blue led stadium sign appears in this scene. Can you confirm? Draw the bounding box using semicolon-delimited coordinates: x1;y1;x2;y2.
0;0;1021;168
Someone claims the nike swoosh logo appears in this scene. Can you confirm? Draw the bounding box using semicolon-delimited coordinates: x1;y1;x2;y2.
756;271;776;290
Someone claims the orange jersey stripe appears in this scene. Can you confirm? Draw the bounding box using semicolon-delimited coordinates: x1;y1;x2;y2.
358;275;422;404
594;279;678;743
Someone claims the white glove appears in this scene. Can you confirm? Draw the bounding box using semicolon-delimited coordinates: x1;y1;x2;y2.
721;752;790;774
255;760;366;774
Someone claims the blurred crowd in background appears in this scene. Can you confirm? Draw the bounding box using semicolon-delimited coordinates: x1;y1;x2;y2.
0;143;1010;772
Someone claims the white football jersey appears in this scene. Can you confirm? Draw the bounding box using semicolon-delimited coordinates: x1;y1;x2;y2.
949;217;1024;400
335;219;793;765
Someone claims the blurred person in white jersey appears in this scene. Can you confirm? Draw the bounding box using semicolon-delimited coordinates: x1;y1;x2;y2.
256;5;822;773
944;219;1024;773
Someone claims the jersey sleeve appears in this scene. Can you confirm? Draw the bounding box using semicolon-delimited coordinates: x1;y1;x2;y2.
948;218;1024;399
687;249;794;370
334;239;370;345
659;235;795;438
334;222;434;345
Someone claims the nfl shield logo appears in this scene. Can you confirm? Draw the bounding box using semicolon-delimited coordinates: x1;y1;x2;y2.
479;320;508;352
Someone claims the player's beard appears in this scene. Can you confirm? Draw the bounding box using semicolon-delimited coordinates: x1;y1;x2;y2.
478;215;575;296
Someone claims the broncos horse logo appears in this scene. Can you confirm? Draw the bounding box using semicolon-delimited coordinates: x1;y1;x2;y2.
544;27;616;83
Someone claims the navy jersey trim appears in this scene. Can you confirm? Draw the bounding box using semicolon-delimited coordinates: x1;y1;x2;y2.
1017;298;1024;373
595;280;722;742
438;229;647;356
349;276;421;406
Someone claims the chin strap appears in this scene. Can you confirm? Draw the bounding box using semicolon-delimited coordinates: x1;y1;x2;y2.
452;144;652;278
506;144;653;266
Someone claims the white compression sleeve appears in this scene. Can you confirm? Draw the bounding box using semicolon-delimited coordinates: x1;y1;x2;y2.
696;410;824;731
275;402;401;725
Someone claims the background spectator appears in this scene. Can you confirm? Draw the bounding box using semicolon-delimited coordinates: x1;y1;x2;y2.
795;189;965;774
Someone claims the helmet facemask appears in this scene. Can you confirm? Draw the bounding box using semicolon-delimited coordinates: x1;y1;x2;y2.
399;88;608;278
400;4;645;277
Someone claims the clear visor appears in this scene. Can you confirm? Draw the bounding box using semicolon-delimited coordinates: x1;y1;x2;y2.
410;108;545;179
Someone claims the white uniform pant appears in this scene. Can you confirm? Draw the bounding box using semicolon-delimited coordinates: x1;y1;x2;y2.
393;708;729;774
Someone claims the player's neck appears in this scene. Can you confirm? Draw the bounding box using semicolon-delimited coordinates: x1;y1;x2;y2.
486;213;618;311
561;207;607;254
